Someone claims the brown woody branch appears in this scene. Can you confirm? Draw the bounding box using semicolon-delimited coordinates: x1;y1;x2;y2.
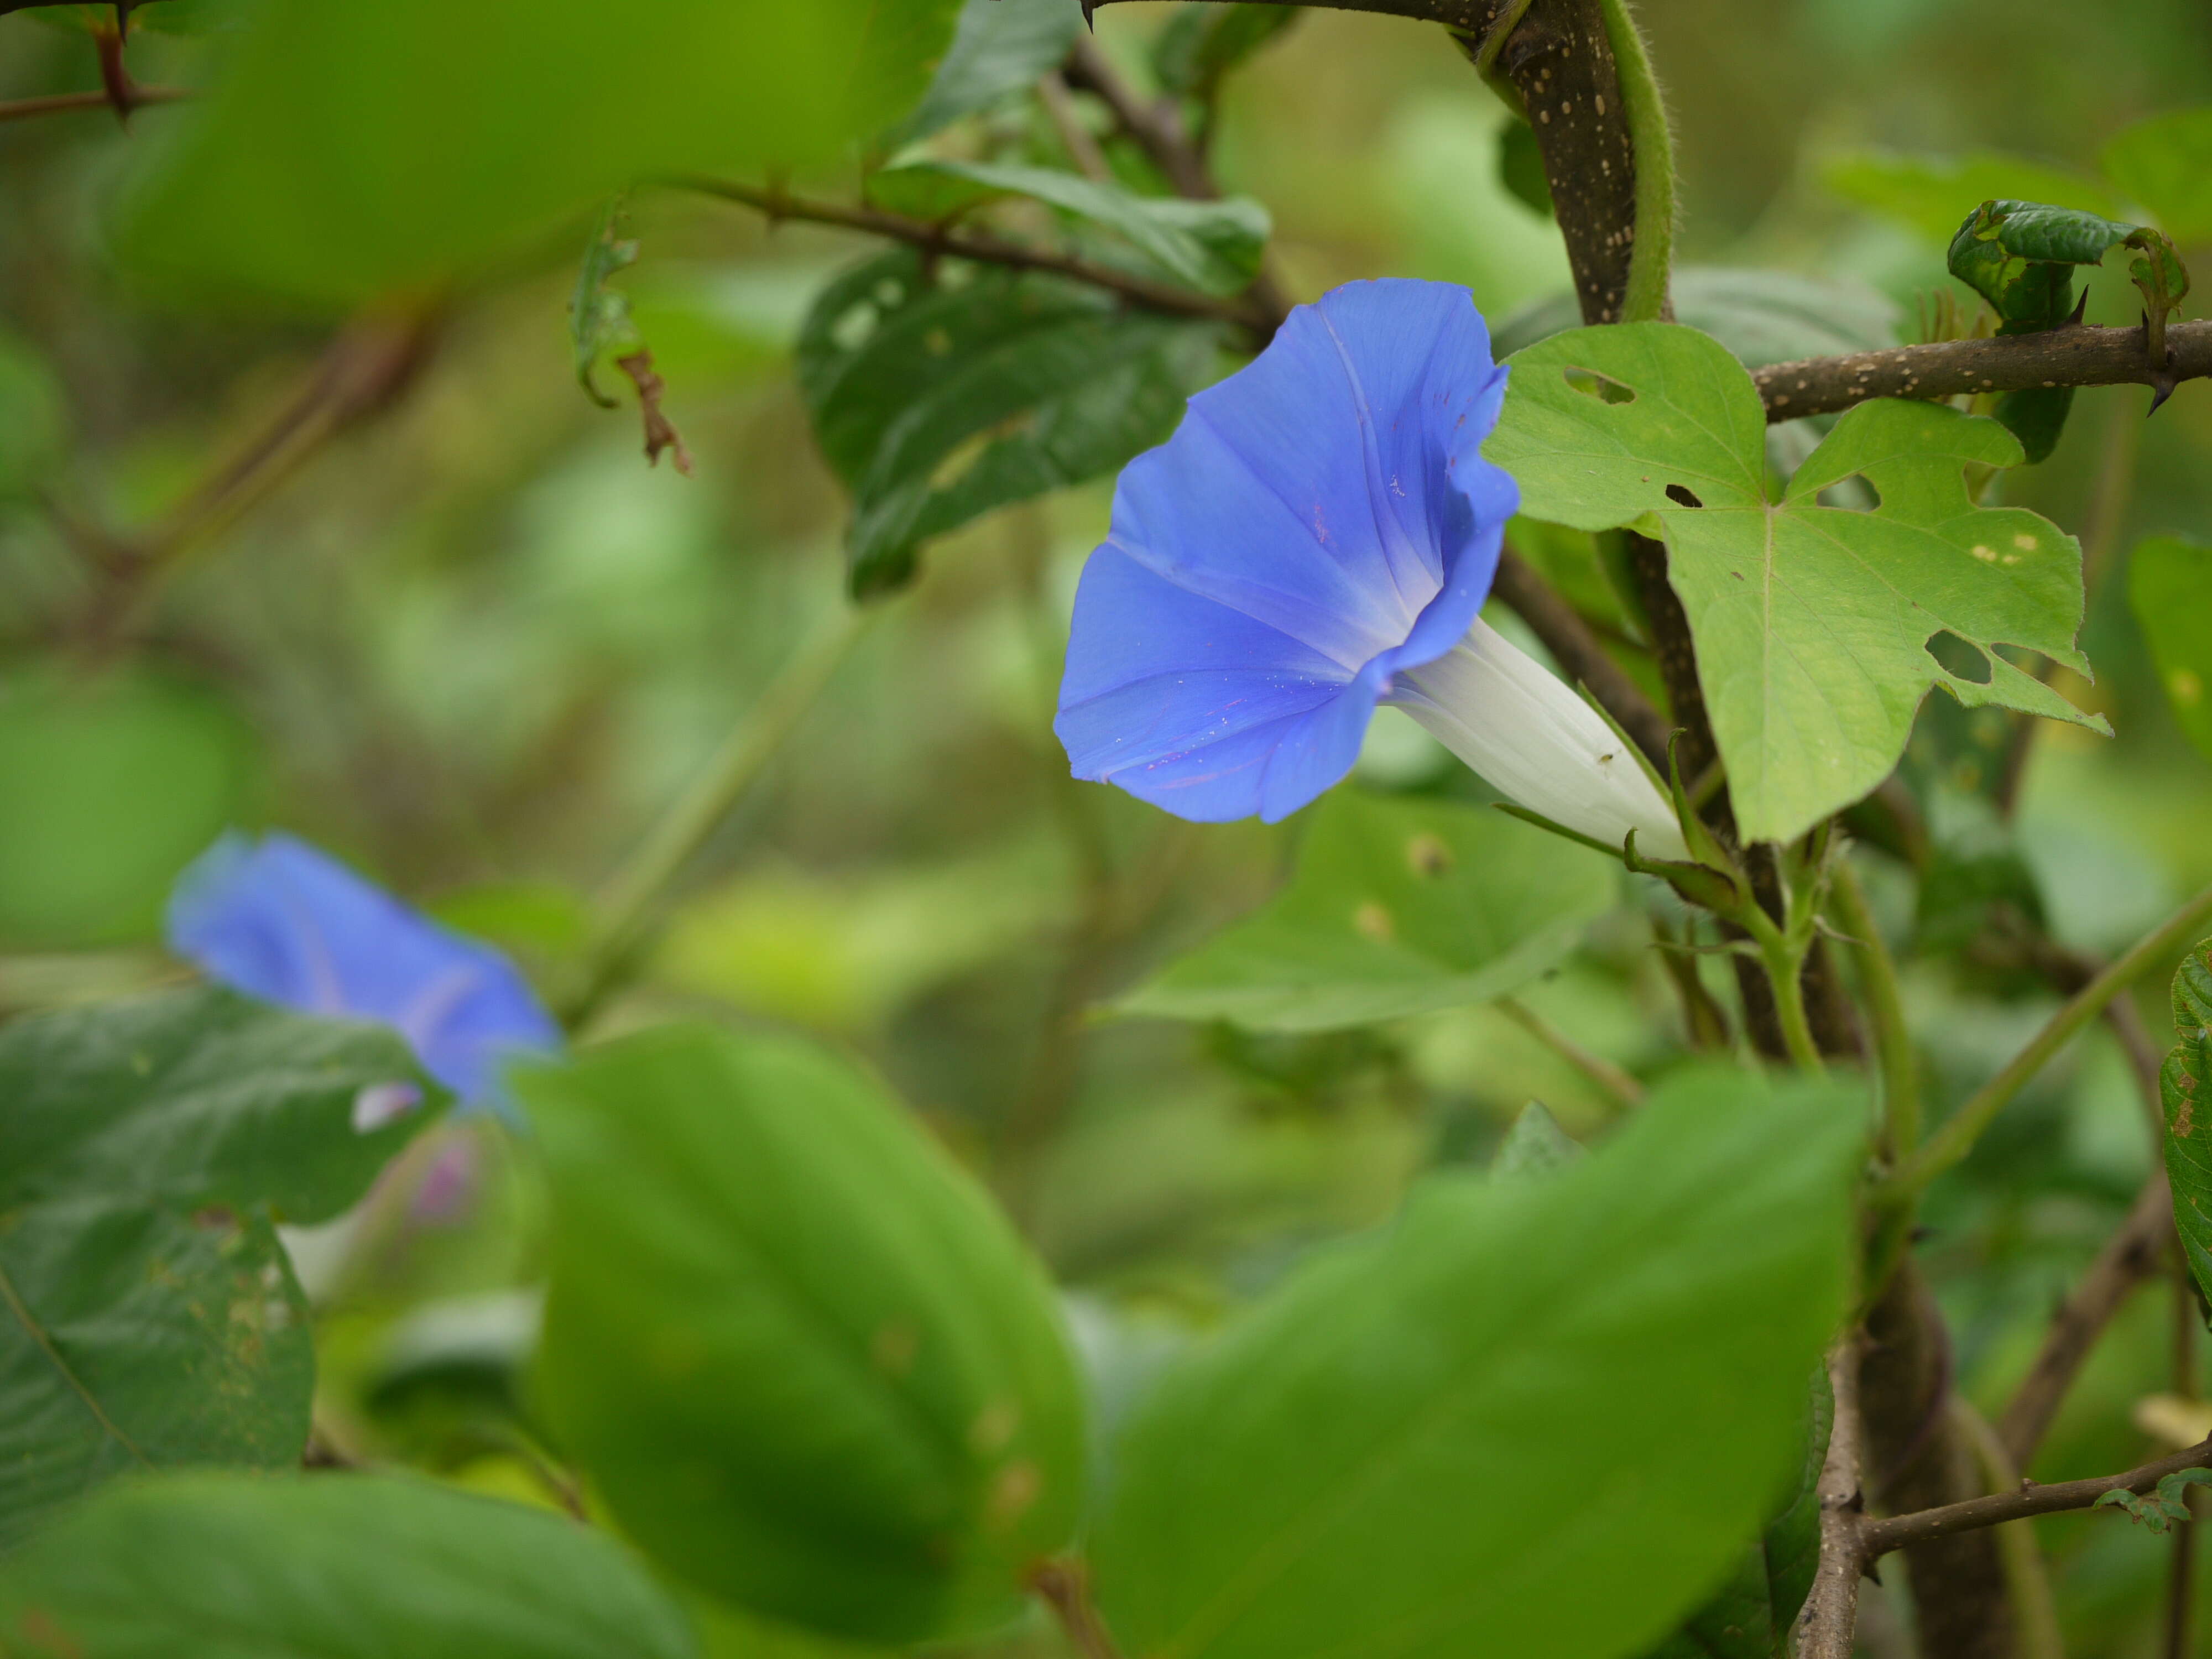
1755;321;2211;422
1862;1437;2212;1559
680;178;1277;337
0;84;186;123
1796;1339;1867;1659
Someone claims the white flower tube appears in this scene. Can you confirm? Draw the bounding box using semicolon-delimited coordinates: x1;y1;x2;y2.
1391;618;1692;863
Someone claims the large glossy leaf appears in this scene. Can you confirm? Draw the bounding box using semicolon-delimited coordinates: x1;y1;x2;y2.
0;1472;696;1658
891;0;1086;146
1089;1068;1864;1659
2163;940;2212;1307
2128;535;2212;762
1117;790;1616;1031
797;248;1223;596
0;664;254;948
113;0;962;307
1488;323;2106;843
0;989;444;1545
523;1026;1087;1646
1821;149;2124;245
865;161;1270;295
2103;108;2212;247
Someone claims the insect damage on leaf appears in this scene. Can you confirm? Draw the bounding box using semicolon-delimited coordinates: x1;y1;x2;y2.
617;351;692;477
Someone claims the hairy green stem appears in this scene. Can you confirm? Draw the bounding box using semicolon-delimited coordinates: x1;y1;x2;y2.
1761;934;1825;1076
1891;881;2212;1195
1594;0;1673;322
1829;860;1919;1156
565;604;877;1025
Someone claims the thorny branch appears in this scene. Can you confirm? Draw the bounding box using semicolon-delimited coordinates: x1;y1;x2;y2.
1796;1339;1866;1659
1861;1438;2212;1559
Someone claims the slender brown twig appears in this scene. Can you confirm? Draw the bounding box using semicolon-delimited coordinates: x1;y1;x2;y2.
1030;1558;1127;1659
1490;548;1670;769
1862;1437;2212;1558
0;83;187;123
679;177;1276;336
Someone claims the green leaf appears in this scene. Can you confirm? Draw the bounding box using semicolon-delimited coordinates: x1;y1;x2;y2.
1496;119;1554;217
522;1025;1086;1646
1487;323;2106;843
1947;199;2148;325
865;160;1270;295
113;0;963;308
1117;790;1617;1032
1821;149;2125;247
1149;4;1298;101
2160;938;2212;1310
2101;108;2212;247
570;200;641;408
891;0;1086;146
0;988;445;1545
1089;1067;1865;1659
796;248;1222;597
1490;1100;1582;1182
2130;534;2212;761
0;1471;696;1658
1762;1366;1834;1633
1640;1546;1774;1659
0;664;254;948
1495;267;1901;369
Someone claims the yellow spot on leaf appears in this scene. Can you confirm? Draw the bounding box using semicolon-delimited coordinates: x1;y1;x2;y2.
1353;901;1395;941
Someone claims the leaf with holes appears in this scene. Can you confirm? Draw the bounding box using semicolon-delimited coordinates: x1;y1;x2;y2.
865;161;1270;296
1486;323;2106;844
797;248;1224;596
0;1471;696;1659
890;0;1087;145
523;1025;1086;1646
1089;1067;1863;1659
1117;790;1616;1032
2130;534;2212;762
0;988;445;1546
2161;940;2212;1309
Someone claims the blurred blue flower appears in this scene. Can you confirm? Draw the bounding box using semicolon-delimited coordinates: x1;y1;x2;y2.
1055;279;1687;858
167;832;562;1114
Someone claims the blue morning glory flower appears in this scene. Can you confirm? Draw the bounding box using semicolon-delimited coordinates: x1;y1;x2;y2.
1055;278;1687;859
167;832;562;1114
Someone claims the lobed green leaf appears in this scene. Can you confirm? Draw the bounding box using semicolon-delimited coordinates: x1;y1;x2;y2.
1488;322;2105;843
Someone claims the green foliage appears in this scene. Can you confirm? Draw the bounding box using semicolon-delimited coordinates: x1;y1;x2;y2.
1823;150;2125;246
1495;267;1900;367
866;161;1270;296
2091;1468;2212;1534
1089;1068;1864;1659
892;0;1086;146
796;248;1222;596
569;200;640;408
1489;322;2105;843
1118;790;1616;1031
113;0;963;306
522;1025;1087;1646
1946;199;2185;461
1490;1099;1582;1181
1496;119;1554;217
2101;108;2212;247
2161;940;2212;1309
1149;4;1300;102
0;988;445;1545
2130;534;2212;760
0;1471;696;1658
0;664;253;948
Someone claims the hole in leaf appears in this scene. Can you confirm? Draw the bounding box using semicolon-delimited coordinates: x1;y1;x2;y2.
1817;472;1881;512
1927;630;1993;685
1563;367;1636;405
1665;484;1703;509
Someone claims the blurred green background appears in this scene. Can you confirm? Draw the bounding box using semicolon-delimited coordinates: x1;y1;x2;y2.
4;2;2212;1651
